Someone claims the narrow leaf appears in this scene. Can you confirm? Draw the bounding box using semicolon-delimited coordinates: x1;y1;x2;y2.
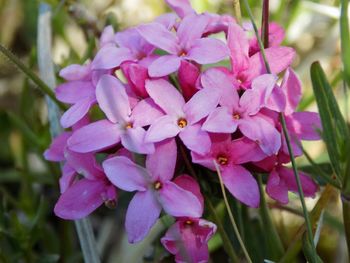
340;0;350;87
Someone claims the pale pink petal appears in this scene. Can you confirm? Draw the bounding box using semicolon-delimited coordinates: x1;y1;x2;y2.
115;28;154;55
146;138;177;182
221;165;260;207
191;151;216;171
148;55;182;77
137;23;180;54
102;156;148;191
155;13;178;30
239;116;281;156
54;179;106;219
145;115;180;142
165;0;195;18
145;79;185;116
281;68;302;115
227;22;249;74
68;120;121;153
125;190;162;243
287;112;321;140
174;175;204;213
99;25;115;47
96;75;131;123
200;67;239;109
120;127;155;154
44;132;71;161
159;181;202;217
279;166;318;198
267;87;286;112
132;98;164;127
177;14;209;49
59;164;76;193
55;81;95;104
65;150;104;180
243;47;295;83
60;98;94;128
179;124;211;155
230;137;267;164
186;38;229;64
202;107;237;133
92;46;134;70
59;64;91;81
178;60;200;101
266;170;289;204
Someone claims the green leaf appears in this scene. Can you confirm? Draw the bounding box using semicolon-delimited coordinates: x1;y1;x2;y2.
340;0;350;87
310;62;349;182
302;233;323;263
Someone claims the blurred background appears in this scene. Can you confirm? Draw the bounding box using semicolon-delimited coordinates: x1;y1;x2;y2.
0;0;348;262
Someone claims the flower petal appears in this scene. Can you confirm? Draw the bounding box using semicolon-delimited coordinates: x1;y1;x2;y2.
60;98;94;128
55;81;95;104
146;138;177;182
159;181;202;218
145;79;185;116
54;179;106;220
178;60;200;101
287;112;321;140
59;64;91;81
266;170;289;204
221;165;260;208
202;107;237;133
165;0;195;18
229;137;267;164
132;98;164;127
186;38;229;65
44;132;71;161
125;190;162;243
96;75;131;123
68;120;121;153
281;68;302;114
148;55;182;77
146;115;180;142
92;46;134;70
179;124;211;155
121;127;155;154
102;156;148;191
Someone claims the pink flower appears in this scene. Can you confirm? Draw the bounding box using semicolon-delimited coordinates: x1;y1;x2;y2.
161;218;216;263
137;14;229;77
67;75;163;154
192;135;266;207
102;139;202;243
201;71;282;155
145;79;221;154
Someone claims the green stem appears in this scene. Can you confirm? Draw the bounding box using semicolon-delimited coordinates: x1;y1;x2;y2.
242;0;317;261
214;161;252;263
0;44;66;111
257;176;285;260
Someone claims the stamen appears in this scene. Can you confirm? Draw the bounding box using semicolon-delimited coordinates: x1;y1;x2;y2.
125;122;133;129
154;181;162;190
217;154;228;165
233;113;240;120
185;220;193;225
177;118;188;128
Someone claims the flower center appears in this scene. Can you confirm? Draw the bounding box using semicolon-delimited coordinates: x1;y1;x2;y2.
179;50;187;57
154;181;162;190
233;113;241;120
177;118;188;128
217;154;229;165
185;220;193;225
125;122;133;129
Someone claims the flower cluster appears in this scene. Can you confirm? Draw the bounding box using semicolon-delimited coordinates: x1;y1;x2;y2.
45;0;321;261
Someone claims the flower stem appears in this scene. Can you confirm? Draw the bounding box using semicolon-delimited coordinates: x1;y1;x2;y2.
232;0;242;23
242;0;318;260
214;161;252;263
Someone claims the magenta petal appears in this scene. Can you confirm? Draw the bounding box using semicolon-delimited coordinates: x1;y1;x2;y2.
230;137;267;164
59;64;91;81
148;55;182;77
145;79;185;116
102;156;148;191
146;115;180;143
137;23;180;54
202;107;237;133
96;75;131;123
92;46;134;70
227;22;249;74
281;68;302;115
221;165;260;208
266;170;289;204
44;132;71;161
184;88;220;124
178;60;200;101
146;138;177;182
68;120;121;153
59;164;76;193
177;14;209;49
54;178;105;220
120;127;155;154
125;190;162;243
55;81;95;104
132;98;164;127
186;38;229;64
174;175;204;213
60;98;94;128
165;0;195;18
179;124;211;155
159;181;202;218
287;112;321;140
239;116;281;156
267;87;286;112
122;63;148;98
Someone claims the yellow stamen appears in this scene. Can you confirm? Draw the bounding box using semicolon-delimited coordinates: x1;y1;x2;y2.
177;118;188;128
154;181;162;190
125;122;133;129
185;220;193;225
217;155;228;165
233;113;240;120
